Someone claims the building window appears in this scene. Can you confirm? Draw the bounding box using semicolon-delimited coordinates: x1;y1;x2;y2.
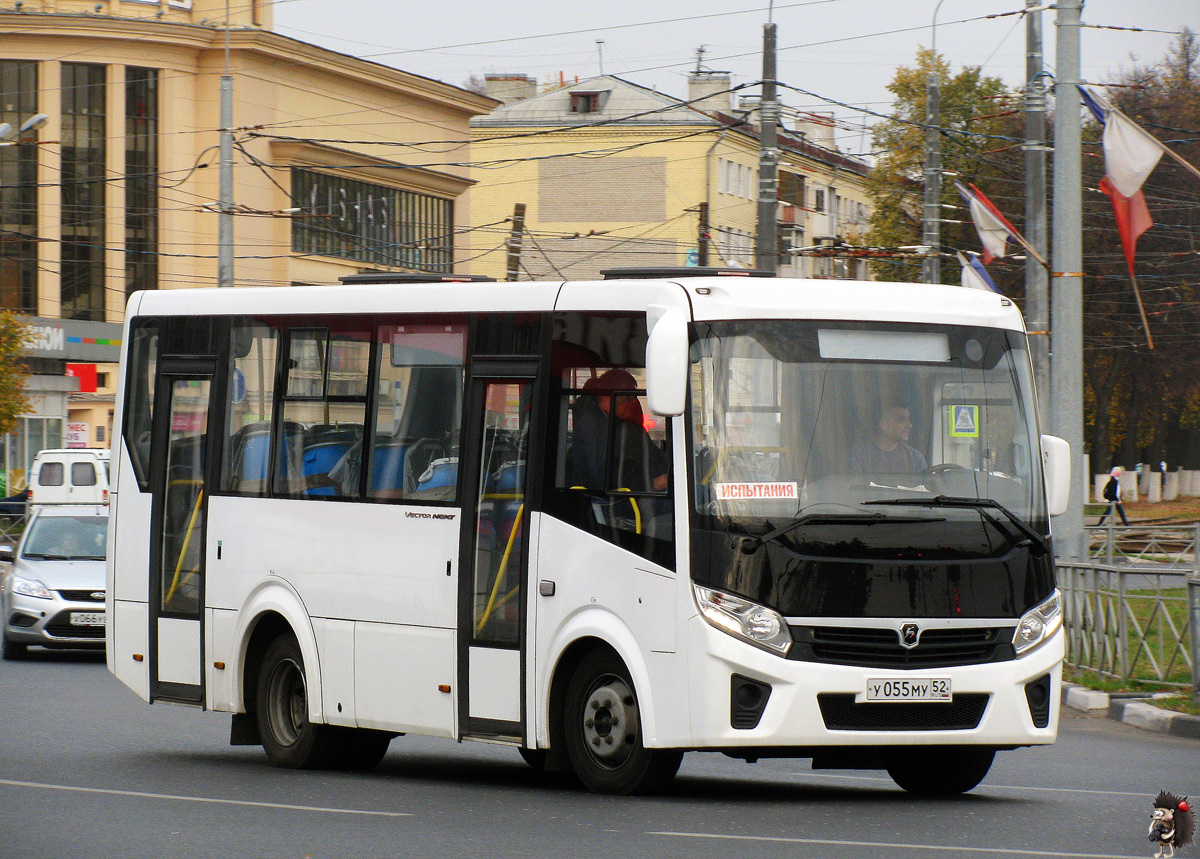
569;92;602;113
291;168;454;272
779;171;805;208
0;60;39;314
61;63;107;321
813;189;825;213
126;67;158;296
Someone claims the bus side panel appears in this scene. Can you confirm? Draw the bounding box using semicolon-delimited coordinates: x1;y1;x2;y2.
108;438;154;699
356;623;456;737
532;515;691;749
206;496;459;733
111;599;150;701
207;608;238;711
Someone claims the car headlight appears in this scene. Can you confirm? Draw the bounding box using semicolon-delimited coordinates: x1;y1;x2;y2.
694;585;792;655
1013;590;1062;656
13;577;53;600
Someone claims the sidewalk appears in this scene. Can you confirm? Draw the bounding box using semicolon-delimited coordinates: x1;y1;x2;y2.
1061;683;1200;739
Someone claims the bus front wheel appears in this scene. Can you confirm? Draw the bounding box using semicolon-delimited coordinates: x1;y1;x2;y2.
563;649;682;794
883;746;995;795
256;634;338;769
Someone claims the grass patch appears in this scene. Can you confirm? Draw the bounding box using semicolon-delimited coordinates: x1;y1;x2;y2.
1150;696;1200;716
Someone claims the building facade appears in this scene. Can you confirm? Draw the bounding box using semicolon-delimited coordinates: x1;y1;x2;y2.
0;0;494;491
468;72;872;281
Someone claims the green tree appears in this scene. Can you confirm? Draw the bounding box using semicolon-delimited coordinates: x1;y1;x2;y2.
0;312;31;439
865;50;1021;285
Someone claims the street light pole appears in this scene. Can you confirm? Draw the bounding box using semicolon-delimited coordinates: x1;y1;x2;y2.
922;0;947;284
1024;0;1051;421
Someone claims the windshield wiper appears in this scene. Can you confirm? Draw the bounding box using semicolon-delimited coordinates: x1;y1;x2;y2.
742;511;944;553
23;553;72;560
862;495;1050;557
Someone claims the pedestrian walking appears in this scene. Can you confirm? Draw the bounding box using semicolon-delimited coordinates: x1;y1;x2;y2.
1097;466;1128;526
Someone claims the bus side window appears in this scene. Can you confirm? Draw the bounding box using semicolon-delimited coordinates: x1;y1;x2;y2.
276;326;370;498
222;320;279;496
121;322;159;492
367;318;467;503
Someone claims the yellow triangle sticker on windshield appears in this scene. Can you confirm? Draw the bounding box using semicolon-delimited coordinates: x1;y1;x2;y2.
948;404;980;438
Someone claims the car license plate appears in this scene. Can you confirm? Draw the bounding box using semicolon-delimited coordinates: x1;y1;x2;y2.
866;678;951;701
69;612;106;627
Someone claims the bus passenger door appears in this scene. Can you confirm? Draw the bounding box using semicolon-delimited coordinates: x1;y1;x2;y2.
148;359;216;705
459;362;539;741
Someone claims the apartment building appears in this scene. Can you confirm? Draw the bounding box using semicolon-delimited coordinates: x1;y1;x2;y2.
468;71;872;281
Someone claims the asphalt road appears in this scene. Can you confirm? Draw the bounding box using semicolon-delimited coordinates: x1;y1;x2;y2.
1;650;1196;859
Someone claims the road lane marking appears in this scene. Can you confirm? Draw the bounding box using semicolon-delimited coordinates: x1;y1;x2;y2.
0;778;410;817
650;831;1140;858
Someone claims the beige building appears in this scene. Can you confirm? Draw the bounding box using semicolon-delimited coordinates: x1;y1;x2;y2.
0;0;494;491
468;72;873;281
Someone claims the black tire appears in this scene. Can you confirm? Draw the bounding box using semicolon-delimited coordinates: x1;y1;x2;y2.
1;634;27;661
332;728;393;771
563;649;683;795
255;634;339;769
884;746;995;795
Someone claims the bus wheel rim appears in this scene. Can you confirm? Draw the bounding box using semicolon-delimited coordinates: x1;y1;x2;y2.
581;676;637;768
267;657;306;746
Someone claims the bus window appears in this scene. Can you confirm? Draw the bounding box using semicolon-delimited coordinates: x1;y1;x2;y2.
367;318;467;503
122;321;159;491
276;326;370;498
222;320;279;496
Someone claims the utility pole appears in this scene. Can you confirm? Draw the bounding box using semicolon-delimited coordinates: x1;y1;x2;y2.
755;21;779;274
922;1;946;285
505;202;526;281
697;201;710;266
1024;0;1050;419
1052;0;1085;557
218;0;234;287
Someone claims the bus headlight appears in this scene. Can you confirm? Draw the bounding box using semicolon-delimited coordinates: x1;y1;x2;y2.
1013;590;1062;656
694;585;792;656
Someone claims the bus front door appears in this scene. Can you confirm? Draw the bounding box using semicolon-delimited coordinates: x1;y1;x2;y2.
459;363;539;741
148;359;216;704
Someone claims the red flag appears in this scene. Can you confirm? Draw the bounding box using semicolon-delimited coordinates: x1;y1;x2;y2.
1099;176;1153;276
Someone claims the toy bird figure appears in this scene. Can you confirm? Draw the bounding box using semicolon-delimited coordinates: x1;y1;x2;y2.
1149;791;1195;859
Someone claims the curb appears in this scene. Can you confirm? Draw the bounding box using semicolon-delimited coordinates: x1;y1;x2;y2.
1061;683;1200;739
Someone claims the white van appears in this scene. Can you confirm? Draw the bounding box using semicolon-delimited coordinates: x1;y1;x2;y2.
28;449;110;506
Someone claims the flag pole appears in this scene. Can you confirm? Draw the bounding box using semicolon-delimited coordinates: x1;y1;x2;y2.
1128;271;1155;350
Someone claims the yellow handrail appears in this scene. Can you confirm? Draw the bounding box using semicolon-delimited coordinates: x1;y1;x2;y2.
164;488;204;608
613;488;641;534
476;502;524;634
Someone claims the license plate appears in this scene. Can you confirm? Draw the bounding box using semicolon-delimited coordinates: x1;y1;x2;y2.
69;612;106;627
866;677;951;701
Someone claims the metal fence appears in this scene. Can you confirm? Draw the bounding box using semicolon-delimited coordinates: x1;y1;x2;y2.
1057;560;1199;693
1087;522;1200;568
0;511;27;548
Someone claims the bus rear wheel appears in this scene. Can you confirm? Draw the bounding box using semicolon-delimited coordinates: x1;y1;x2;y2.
563;649;682;795
256;634;338;769
883;746;995;795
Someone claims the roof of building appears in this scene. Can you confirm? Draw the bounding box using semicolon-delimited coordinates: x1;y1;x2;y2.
472;75;720;129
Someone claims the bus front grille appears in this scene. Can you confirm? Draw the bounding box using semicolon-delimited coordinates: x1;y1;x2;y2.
788;625;1014;668
817;693;989;731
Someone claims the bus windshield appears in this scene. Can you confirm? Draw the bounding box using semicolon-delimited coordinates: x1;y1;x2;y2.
690;319;1046;551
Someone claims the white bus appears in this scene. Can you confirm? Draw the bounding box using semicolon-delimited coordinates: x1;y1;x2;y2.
107;268;1070;795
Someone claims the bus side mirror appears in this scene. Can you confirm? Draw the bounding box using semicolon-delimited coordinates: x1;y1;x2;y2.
645;304;688;416
1041;434;1070;517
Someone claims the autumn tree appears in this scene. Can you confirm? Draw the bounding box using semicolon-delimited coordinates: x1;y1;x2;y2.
0;312;31;438
865;50;1022;285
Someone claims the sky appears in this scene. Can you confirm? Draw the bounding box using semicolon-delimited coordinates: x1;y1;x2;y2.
272;0;1195;158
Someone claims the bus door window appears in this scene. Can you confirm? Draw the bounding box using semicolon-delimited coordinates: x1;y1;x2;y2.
222;319;279;497
472;380;528;644
368;318;467;502
161;378;209;616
